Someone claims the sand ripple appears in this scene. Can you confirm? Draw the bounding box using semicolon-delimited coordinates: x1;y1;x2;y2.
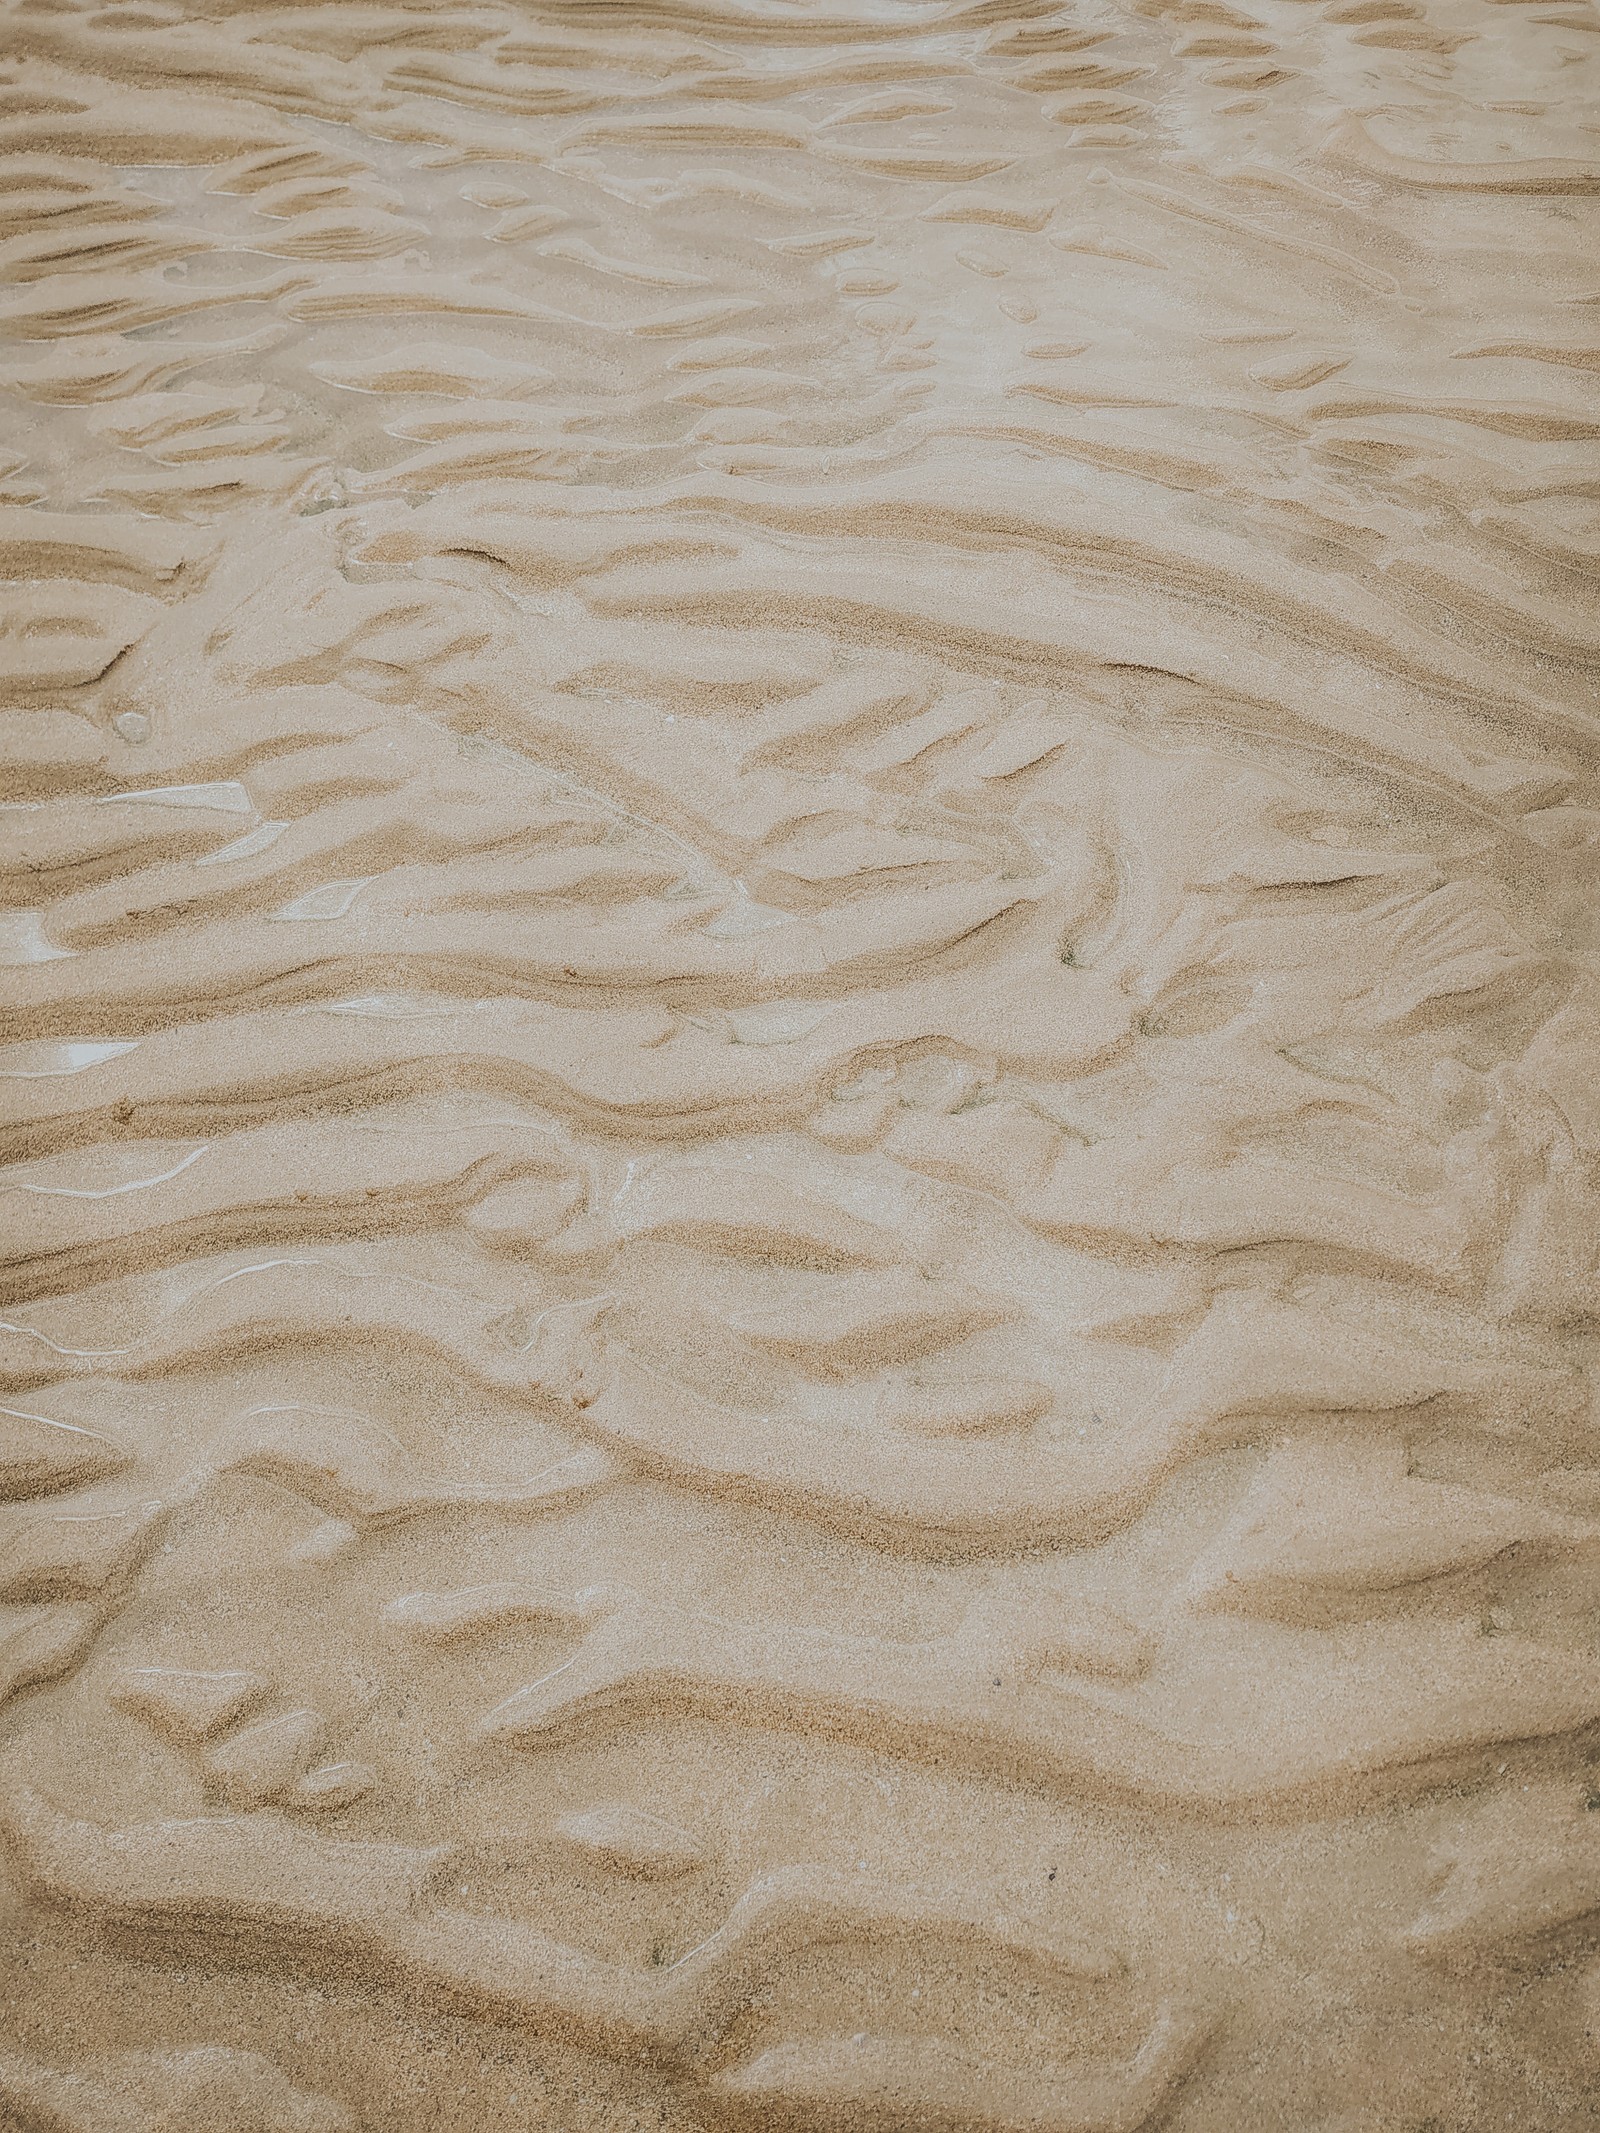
2;1;1598;2126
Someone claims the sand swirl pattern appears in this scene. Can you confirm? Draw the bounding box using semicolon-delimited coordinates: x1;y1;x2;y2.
1;0;1598;2126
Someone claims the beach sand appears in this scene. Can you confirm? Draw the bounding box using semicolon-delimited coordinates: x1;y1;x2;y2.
1;1;1599;2126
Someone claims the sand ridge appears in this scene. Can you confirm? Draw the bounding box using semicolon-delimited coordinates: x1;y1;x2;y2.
1;0;1598;2126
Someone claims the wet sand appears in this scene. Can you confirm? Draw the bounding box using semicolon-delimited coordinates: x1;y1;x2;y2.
2;1;1599;2127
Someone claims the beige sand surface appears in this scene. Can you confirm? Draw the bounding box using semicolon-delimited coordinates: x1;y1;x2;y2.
1;0;1598;2126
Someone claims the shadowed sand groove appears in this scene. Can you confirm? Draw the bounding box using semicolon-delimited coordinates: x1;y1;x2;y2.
0;0;1598;2127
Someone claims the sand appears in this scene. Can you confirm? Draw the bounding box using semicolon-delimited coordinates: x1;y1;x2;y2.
0;1;1597;2127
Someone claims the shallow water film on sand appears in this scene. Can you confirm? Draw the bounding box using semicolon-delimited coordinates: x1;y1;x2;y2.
0;0;1598;2126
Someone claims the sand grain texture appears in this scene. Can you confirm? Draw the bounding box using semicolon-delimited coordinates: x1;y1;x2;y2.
0;0;1598;2126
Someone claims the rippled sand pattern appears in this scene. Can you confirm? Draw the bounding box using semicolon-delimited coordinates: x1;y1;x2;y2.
1;0;1598;2126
